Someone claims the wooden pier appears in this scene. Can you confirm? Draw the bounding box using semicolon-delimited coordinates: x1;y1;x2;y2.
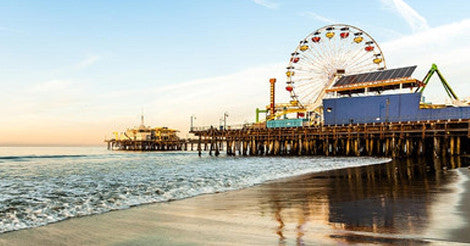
106;139;188;151
190;119;470;158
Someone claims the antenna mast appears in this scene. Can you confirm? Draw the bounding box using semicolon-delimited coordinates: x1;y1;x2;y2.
141;108;145;127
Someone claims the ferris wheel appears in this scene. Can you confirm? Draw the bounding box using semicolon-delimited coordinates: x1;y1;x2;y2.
285;24;386;112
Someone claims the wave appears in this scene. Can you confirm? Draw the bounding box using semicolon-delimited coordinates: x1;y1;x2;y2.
0;155;391;233
0;154;88;160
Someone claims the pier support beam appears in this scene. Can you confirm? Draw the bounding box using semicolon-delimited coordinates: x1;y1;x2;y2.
433;137;440;158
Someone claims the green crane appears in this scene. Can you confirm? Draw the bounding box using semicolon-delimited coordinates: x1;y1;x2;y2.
415;63;458;100
255;108;268;123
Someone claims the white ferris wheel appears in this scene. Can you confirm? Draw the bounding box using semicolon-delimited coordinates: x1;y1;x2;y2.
285;24;386;112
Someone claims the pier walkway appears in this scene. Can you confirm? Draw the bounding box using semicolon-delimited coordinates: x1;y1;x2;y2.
190;119;470;158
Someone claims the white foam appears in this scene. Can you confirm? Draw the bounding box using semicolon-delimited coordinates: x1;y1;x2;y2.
424;168;469;239
0;152;391;233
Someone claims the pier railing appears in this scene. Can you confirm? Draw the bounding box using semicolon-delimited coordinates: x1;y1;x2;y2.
191;123;255;132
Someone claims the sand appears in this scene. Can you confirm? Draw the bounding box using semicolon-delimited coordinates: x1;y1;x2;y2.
0;157;469;245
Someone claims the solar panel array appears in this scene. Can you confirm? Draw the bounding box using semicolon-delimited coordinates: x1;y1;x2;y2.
333;65;417;87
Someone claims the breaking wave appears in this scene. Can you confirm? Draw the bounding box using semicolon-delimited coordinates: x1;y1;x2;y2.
0;150;390;233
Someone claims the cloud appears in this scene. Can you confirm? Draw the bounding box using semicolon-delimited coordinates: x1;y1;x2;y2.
381;0;429;32
74;55;101;69
0;79;87;119
100;63;287;129
302;12;337;24
32;80;73;92
381;19;470;102
251;0;279;9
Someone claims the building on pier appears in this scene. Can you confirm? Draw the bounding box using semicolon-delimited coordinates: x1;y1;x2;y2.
106;114;183;151
322;65;470;125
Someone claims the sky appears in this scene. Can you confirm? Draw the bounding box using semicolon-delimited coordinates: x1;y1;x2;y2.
0;0;469;146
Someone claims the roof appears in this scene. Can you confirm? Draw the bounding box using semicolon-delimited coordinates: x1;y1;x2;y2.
333;65;417;87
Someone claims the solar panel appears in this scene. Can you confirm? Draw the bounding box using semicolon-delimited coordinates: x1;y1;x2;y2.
333;65;417;87
376;69;388;81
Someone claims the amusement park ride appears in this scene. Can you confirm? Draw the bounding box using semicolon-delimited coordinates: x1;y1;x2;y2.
188;23;470;158
256;24;470;127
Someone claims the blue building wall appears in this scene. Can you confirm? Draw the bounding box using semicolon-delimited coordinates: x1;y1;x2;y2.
323;93;470;125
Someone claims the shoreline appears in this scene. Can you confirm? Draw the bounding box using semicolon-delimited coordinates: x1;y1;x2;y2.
0;157;469;245
450;168;470;241
0;155;391;235
0;156;392;235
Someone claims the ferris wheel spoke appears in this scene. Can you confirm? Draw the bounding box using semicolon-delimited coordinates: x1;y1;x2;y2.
295;77;324;87
317;43;340;68
296;83;325;97
348;58;377;70
343;47;370;65
338;42;358;66
291;69;323;76
303;55;331;71
342;54;374;72
293;61;326;71
291;76;323;83
293;67;326;75
348;61;376;70
300;93;315;105
348;64;379;75
293;51;327;69
295;80;325;90
298;49;329;70
346;56;373;70
348;55;378;71
315;41;334;65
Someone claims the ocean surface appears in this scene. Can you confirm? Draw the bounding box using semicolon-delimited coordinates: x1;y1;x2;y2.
0;147;390;233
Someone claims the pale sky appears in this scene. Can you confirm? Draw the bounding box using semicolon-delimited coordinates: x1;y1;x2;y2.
0;0;469;146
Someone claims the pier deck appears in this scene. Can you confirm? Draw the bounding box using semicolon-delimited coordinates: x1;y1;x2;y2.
106;139;188;151
190;119;470;158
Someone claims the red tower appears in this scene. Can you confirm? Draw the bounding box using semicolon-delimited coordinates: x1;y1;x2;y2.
269;78;276;115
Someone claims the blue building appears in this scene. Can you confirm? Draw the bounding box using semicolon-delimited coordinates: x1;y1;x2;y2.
321;65;470;125
323;92;470;125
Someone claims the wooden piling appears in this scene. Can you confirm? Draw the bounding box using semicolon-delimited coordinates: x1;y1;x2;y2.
183;119;469;158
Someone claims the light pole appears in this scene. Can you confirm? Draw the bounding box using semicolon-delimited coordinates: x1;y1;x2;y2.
190;115;196;131
223;112;229;130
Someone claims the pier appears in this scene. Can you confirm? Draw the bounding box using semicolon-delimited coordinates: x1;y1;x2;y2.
190;120;470;158
105;114;189;151
106;25;470;158
106;139;188;151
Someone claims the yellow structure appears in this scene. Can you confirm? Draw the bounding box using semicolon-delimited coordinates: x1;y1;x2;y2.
112;114;179;141
257;78;307;121
353;36;363;43
299;45;309;51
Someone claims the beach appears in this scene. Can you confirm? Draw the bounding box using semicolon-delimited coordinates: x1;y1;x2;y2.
0;156;469;245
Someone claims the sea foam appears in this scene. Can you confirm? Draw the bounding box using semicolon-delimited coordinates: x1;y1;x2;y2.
0;150;390;233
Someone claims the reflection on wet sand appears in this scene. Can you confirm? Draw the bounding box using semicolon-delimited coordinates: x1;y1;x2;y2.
261;157;468;245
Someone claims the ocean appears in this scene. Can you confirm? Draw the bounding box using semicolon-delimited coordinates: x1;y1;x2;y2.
0;147;390;233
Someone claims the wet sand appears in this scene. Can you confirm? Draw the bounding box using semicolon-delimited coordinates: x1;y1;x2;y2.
0;157;469;245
